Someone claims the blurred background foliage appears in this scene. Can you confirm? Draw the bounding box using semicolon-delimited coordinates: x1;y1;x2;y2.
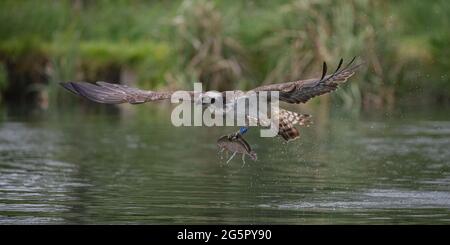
0;0;448;109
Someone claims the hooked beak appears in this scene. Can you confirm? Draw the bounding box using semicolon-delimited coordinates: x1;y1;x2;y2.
195;98;203;106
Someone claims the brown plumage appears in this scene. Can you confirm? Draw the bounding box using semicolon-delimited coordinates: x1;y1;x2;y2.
61;58;360;106
279;124;299;141
277;109;312;141
247;109;311;141
60;81;186;104
61;58;361;142
251;57;362;104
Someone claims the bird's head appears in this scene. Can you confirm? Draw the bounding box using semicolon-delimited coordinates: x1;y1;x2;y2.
196;91;223;107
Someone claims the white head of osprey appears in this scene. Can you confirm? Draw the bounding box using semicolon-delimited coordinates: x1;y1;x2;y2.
170;82;280;137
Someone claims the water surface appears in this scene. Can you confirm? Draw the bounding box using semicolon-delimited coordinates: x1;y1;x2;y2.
0;104;449;224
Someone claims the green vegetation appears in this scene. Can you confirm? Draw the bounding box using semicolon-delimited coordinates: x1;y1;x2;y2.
0;0;448;108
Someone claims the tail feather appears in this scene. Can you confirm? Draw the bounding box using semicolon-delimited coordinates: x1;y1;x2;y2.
278;117;300;142
277;109;313;142
278;126;300;141
279;109;312;127
246;109;312;142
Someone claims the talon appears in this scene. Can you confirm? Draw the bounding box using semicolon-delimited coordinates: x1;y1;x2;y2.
226;127;249;140
227;133;237;140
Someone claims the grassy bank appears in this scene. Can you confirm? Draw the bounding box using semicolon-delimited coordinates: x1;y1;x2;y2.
0;0;449;108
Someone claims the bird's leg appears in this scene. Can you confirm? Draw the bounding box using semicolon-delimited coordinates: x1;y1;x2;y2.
228;127;249;140
239;127;249;135
226;152;237;164
241;154;246;167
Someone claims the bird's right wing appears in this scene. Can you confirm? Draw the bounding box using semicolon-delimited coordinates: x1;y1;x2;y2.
61;81;194;104
251;58;362;104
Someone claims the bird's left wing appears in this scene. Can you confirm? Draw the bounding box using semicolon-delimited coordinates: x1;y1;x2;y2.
250;57;362;104
61;81;194;104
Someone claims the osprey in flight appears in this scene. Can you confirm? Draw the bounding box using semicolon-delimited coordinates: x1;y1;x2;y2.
61;58;361;142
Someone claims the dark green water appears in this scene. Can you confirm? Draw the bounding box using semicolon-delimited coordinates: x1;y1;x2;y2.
0;104;449;224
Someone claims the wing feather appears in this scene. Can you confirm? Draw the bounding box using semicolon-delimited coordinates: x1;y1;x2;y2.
60;81;176;104
252;58;362;104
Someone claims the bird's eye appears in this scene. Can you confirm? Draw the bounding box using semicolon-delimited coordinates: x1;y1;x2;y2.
211;98;216;104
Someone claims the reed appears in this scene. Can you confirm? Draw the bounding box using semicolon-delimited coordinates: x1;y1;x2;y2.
0;0;448;108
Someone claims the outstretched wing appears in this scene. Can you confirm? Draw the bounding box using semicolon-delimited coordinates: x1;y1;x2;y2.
61;81;187;104
61;58;360;105
251;57;362;104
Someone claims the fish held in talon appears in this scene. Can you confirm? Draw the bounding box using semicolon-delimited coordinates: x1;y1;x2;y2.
217;134;257;164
